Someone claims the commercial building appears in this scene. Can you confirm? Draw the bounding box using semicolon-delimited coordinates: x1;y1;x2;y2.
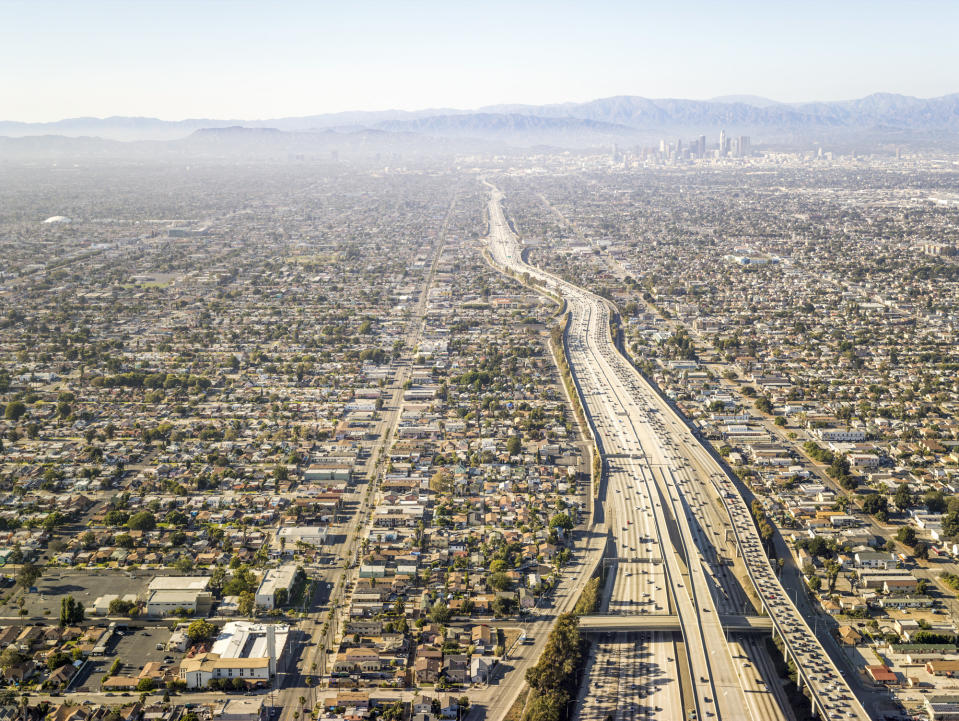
145;576;214;617
254;563;300;609
269;526;328;558
814;427;867;442
147;590;214;617
178;621;290;689
926;694;959;721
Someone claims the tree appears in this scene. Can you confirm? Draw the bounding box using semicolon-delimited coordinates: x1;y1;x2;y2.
127;511;156;531
489;573;512;591
506;436;522;456
0;647;26;670
8;546;24;565
548;513;573;531
430;469;452;494
429;600;452;623
894;483;913;511
3;401;26;421
492;597;517;617
896;526;917;547
46;651;72;671
223;565;258;596
136;677;157;692
808;576;821;592
186;619;217;642
16;563;41;590
59;596;84;626
754;397;773;414
237;591;255;616
860;495;888;518
209;566;227;593
943;510;959;539
924;490;948;513
525;612;580;699
109;598;137;616
104;509;130;526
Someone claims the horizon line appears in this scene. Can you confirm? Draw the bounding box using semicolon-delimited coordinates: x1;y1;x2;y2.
3;89;958;126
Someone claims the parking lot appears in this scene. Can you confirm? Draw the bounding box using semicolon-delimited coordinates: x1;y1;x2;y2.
7;570;149;618
75;624;175;692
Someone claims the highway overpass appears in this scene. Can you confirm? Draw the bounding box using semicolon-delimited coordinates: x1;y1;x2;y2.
578;613;774;634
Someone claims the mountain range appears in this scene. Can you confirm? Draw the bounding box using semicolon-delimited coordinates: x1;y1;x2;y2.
2;92;958;155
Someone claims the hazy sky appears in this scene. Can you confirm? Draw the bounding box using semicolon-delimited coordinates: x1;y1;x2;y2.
3;0;958;122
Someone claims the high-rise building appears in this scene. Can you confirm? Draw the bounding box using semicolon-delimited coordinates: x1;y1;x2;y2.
739;136;750;157
719;129;727;156
699;135;707;157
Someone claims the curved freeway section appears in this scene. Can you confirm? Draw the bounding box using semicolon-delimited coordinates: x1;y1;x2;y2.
484;185;871;721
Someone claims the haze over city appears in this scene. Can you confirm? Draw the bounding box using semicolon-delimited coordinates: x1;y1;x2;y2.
3;4;959;721
3;0;959;121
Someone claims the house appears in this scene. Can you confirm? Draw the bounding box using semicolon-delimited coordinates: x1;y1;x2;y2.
854;551;896;569
443;654;468;684
866;665;898;685
837;626;862;645
440;697;461;720
883;577;919;595
469;656;491;683
413;656;441;684
838;596;867;614
471;624;492;654
101;676;140;691
411;695;434;716
46;664;77;689
3;661;36;684
332;647;381;675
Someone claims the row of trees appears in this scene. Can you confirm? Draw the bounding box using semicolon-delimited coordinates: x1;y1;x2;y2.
523;613;581;721
59;596;84;626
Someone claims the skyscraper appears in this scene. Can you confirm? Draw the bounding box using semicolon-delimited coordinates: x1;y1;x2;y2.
699;134;707;158
719;129;727;156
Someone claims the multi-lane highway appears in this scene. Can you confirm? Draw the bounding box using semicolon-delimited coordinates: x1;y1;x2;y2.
484;184;871;721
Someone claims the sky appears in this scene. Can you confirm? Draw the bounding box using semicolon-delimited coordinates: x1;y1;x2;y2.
2;0;958;122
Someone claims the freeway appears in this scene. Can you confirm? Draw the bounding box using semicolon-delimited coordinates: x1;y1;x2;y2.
484;184;871;721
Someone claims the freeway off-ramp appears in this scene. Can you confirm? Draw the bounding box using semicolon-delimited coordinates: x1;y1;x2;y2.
484;184;872;721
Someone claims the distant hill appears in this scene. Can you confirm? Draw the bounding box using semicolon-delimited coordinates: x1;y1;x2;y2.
3;92;959;153
709;95;784;108
373;113;638;146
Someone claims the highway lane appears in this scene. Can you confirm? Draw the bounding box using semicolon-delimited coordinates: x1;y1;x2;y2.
487;186;750;721
575;299;749;721
485;183;871;721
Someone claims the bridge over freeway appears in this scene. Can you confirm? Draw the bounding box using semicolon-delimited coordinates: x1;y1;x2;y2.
579;613;774;634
